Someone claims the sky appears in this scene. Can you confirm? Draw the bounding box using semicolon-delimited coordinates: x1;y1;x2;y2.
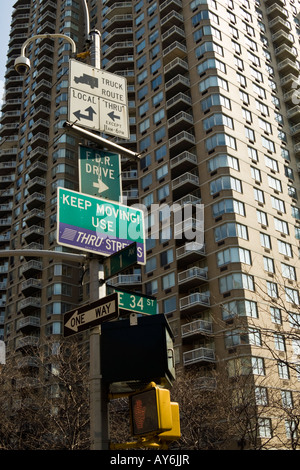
0;2;15;104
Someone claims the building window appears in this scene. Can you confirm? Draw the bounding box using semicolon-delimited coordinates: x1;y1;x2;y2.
278;361;290;380
219;273;254;293
258;418;272;438
212;198;245;218
210;176;241;195
285;287;299;306
205;133;236;151
222;299;257;320
217;247;251;267
162;272;175;290
163;296;177;314
274;333;286;352
252;357;265;376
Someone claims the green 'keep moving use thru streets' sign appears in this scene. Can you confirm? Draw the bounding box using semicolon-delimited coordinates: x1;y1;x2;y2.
57;187;146;264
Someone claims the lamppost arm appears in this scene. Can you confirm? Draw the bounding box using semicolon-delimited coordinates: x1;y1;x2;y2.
20;33;77;56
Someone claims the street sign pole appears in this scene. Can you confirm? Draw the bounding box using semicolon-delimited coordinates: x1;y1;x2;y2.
78;6;110;450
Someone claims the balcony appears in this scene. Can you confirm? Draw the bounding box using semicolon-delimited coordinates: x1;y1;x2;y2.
294;143;300;154
163;41;187;65
19;296;41;313
180;292;210;314
104;55;134;73
26;192;46;210
15;335;39;351
178;267;208;290
291;123;300;137
1;110;21;124
287;105;300;119
0;217;12;229
122;189;139;203
104;15;133;32
172;171;199;198
176;242;205;266
103;41;133;60
27;161;47;178
161;11;184;32
173;194;202;209
21;278;42;295
17;356;39;369
29;146;48;163
24;209;45;226
181;318;213;339
269;16;290;33
22;225;44;243
35;79;52;93
30;132;49;148
183;347;215;366
0;175;15;188
108;274;141;287
168;111;194;137
162;25;185;47
277;58;298;76
267;3;288;19
165;74;190;99
272;30;294;46
166;92;192;115
174;217;203;243
27;176;46;194
16;315;40;333
20;260;43;278
160;0;182;17
169;131;195;157
274;44;296;61
170;151;197;176
103;27;133;46
164;58;189;81
35;66;52;80
104;2;132;19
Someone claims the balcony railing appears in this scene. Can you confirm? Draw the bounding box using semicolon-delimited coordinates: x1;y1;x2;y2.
178;267;208;284
183;347;215;366
180;292;210;310
181;318;213;337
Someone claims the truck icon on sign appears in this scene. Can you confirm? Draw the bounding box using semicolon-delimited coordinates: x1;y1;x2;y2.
74;74;98;89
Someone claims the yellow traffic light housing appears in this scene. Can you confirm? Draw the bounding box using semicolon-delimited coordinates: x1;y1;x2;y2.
158;402;181;441
129;383;172;437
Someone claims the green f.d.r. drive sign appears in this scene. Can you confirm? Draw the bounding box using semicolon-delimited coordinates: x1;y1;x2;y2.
79;145;122;202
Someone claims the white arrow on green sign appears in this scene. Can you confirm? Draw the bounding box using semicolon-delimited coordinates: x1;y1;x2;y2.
115;288;157;316
78;145;122;202
57;187;145;263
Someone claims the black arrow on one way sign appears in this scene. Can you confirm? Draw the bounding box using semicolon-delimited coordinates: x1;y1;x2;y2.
108;111;121;121
74;106;96;121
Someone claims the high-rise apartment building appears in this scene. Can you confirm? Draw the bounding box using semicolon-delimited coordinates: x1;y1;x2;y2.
1;0;300;447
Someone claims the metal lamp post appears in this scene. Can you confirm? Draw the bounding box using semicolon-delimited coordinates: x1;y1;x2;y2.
12;8;109;449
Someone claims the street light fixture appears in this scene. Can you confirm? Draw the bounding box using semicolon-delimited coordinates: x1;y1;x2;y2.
14;33;77;75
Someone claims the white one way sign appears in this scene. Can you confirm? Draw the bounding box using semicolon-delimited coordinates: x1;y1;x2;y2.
68;60;129;139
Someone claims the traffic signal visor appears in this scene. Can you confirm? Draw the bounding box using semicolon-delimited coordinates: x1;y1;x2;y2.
158;402;181;441
130;385;172;437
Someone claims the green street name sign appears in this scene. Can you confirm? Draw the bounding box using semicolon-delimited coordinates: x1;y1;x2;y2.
115;288;157;316
78;145;122;202
57;188;146;263
103;242;137;280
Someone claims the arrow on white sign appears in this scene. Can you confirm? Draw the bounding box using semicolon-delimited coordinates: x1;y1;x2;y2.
74;106;96;122
63;293;119;336
108;111;121;121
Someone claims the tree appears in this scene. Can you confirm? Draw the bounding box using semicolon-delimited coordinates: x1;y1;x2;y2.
0;337;90;450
